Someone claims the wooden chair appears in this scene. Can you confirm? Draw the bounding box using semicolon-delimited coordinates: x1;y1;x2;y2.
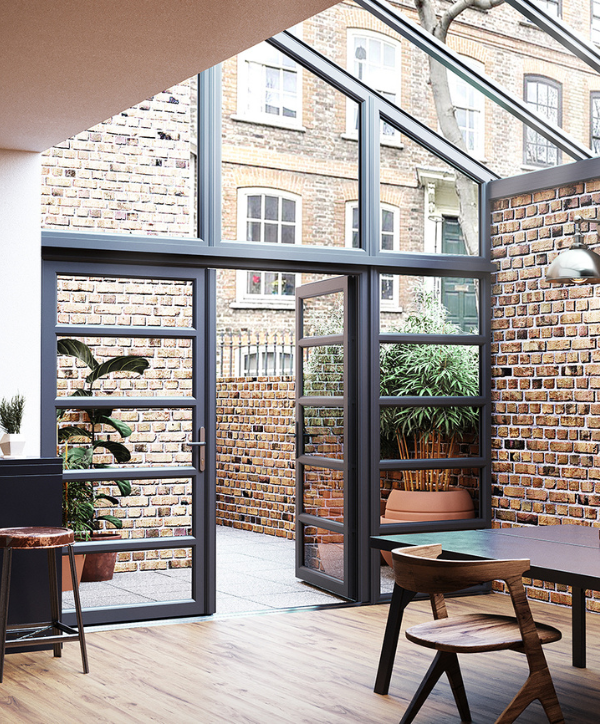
391;544;564;724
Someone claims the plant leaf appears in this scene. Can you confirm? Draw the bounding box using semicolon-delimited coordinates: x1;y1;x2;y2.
100;417;132;438
86;356;149;385
92;439;131;463
57;339;99;370
96;515;123;529
114;479;132;496
95;493;120;506
58;426;92;443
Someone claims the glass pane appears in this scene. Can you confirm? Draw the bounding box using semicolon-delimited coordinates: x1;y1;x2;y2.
303;525;344;580
57;336;193;397
379;344;480;397
63;477;192;539
303;345;344;397
302;406;344;459
380;119;480;255
380;469;479;519
62;546;192;611
222;45;359;250
56;275;193;328
303;465;344;521
42;78;196;238
57;407;193;468
302;290;344;337
379;277;479;334
379;407;480;461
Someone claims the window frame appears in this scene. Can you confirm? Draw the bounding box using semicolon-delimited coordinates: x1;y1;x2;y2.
345;28;402;145
345;200;401;310
235;187;302;308
523;75;562;168
591;91;600;153
235;37;304;130
447;55;486;159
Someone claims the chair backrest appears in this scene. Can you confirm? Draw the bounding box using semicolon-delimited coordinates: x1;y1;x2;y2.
391;544;530;595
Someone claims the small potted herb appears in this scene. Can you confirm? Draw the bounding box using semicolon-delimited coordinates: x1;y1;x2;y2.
0;393;26;457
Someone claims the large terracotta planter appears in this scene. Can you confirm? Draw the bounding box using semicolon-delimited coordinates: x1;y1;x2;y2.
380;488;475;566
81;530;121;582
61;553;86;592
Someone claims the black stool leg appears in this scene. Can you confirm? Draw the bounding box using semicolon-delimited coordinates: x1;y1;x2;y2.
47;548;62;658
0;548;12;683
68;545;89;674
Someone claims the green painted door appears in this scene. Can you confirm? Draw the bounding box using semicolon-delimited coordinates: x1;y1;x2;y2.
441;217;478;333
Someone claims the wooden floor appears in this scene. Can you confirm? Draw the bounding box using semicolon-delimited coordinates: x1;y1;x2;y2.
1;594;600;723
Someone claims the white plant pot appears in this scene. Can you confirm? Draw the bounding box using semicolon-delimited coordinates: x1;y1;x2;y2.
0;434;26;458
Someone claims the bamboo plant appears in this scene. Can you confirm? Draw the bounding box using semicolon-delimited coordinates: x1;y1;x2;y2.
379;291;479;491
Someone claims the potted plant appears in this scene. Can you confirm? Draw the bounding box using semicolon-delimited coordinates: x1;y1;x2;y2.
379;291;478;546
0;393;26;457
57;338;149;585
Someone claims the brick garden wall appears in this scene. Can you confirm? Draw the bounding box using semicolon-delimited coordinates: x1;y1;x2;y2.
490;179;600;611
216;376;296;538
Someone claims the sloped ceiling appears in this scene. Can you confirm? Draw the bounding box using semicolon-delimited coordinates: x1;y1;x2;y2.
1;0;336;152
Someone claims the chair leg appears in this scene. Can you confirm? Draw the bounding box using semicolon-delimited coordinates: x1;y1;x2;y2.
445;652;472;723
68;545;89;674
47;548;62;658
400;651;470;724
495;669;564;724
0;549;12;684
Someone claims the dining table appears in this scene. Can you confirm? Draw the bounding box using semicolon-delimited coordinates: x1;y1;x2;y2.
370;525;600;695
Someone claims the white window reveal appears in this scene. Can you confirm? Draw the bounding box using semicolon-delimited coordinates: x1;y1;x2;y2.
236;189;301;307
346;30;401;141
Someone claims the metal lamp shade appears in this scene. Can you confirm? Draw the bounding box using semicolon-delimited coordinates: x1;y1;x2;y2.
546;240;600;284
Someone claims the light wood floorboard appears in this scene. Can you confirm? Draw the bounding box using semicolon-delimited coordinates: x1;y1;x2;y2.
1;594;600;723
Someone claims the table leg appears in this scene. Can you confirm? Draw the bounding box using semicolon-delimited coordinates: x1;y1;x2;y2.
572;586;586;669
374;583;416;695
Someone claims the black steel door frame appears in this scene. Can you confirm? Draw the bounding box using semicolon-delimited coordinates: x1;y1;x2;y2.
41;259;216;625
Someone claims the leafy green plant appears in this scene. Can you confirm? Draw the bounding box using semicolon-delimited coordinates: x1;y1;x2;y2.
379;291;479;491
57;339;149;535
0;393;25;435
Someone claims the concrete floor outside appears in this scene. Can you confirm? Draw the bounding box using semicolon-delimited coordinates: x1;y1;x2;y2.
63;527;394;614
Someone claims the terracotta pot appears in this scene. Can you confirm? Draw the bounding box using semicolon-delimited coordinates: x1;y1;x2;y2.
81;530;121;582
380;488;475;566
61;553;86;592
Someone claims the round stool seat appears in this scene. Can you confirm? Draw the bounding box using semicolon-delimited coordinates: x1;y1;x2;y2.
0;527;74;549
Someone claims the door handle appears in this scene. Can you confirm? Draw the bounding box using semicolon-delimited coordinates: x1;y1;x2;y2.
189;427;206;472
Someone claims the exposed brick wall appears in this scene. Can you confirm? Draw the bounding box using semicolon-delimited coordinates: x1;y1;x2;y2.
216;376;296;537
490;180;600;611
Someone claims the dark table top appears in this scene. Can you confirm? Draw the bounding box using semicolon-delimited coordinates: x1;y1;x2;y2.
370;526;600;591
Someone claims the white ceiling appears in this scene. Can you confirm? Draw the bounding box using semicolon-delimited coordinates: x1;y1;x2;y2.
1;0;336;152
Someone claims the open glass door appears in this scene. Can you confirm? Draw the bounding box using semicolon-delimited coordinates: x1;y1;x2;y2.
295;276;355;599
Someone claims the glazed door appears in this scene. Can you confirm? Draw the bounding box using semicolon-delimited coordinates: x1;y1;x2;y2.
41;261;215;625
295;276;356;599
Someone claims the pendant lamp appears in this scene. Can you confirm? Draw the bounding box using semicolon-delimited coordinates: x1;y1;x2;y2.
546;215;600;284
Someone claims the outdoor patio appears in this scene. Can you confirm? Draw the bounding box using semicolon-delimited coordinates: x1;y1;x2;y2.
63;527;390;615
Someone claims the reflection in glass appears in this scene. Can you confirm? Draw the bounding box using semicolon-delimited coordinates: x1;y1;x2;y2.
303;407;344;460
304;525;344;580
303;466;344;521
302;291;344;337
303;346;344;396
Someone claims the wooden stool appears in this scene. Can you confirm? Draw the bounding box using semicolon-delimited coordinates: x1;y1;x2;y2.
0;526;88;681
